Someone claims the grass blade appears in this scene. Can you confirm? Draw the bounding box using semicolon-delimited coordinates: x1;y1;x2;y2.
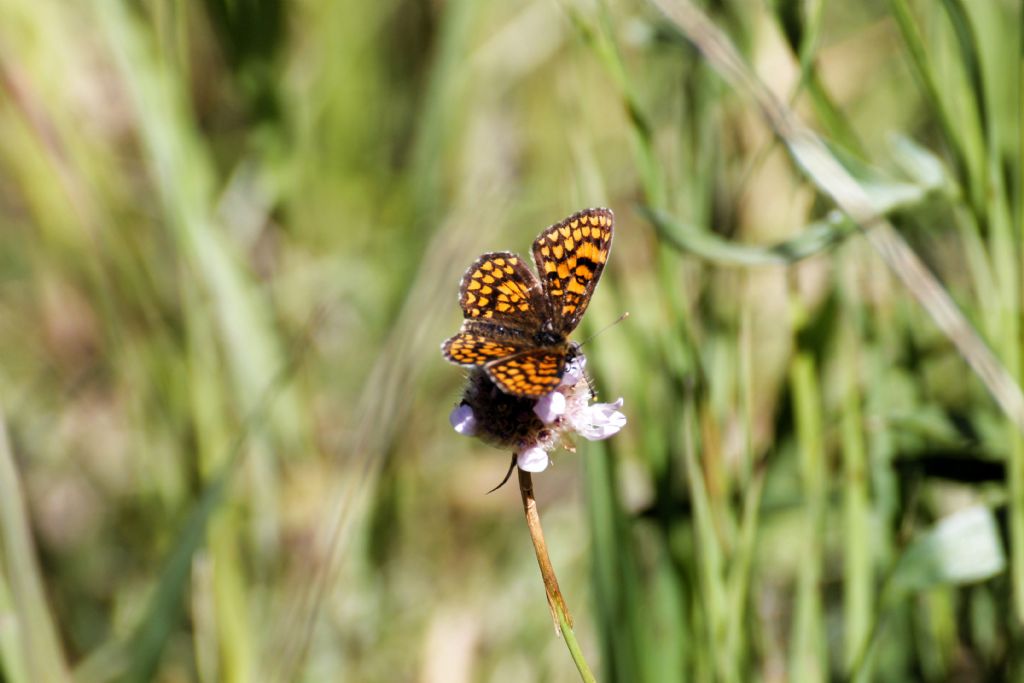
0;413;71;683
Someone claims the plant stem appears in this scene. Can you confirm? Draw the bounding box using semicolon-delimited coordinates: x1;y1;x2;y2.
517;468;597;683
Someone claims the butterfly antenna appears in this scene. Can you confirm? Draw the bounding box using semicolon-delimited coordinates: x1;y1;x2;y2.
577;311;630;348
487;453;518;494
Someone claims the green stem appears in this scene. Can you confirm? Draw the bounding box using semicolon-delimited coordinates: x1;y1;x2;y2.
556;604;597;683
518;469;598;682
788;292;827;683
839;311;871;673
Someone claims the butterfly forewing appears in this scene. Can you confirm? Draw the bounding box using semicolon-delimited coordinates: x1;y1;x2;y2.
531;208;613;334
458;251;549;327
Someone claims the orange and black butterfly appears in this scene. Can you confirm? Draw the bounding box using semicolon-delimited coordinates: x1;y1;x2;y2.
441;208;614;397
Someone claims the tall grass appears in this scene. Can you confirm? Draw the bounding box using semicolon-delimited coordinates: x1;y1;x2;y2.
0;0;1021;681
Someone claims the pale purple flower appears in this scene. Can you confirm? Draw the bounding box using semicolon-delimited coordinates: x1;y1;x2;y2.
546;356;626;442
449;353;625;478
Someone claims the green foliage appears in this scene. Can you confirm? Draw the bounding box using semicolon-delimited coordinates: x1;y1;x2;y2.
0;0;1021;680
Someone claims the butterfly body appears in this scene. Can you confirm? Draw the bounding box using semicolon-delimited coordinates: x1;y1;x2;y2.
442;208;613;398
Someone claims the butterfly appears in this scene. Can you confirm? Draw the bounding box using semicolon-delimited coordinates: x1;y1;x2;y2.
441;208;614;398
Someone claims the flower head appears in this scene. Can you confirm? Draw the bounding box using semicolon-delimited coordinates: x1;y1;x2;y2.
449;353;626;473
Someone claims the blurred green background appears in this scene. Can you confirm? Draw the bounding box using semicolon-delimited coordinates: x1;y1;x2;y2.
1;0;1022;681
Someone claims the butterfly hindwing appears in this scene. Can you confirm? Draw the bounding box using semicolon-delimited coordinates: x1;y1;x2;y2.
485;349;566;398
441;327;528;367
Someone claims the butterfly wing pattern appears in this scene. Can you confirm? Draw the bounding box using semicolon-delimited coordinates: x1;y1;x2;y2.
442;208;613;398
484;350;566;397
441;251;546;368
456;251;548;325
532;208;613;333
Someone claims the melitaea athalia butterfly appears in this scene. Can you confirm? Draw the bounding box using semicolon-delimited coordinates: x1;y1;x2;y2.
441;208;613;398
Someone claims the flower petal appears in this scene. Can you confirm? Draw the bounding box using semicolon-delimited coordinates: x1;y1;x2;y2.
517;445;550;472
559;356;587;388
534;391;566;424
574;398;626;440
449;403;478;436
